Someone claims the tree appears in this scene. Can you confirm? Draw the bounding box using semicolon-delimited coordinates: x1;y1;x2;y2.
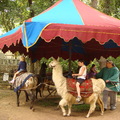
81;0;120;19
0;0;30;32
0;0;119;32
97;0;120;19
90;0;98;9
81;0;91;5
0;0;58;32
30;0;58;16
28;0;34;17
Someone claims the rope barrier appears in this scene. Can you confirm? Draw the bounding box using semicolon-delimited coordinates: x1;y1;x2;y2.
18;83;56;91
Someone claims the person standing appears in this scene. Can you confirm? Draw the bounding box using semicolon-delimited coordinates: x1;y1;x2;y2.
87;64;97;79
72;59;87;102
96;60;120;111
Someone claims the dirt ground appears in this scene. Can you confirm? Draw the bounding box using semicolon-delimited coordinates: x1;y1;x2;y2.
0;89;120;120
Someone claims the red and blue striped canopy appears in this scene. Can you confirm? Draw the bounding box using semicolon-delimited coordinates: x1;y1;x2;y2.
0;0;120;55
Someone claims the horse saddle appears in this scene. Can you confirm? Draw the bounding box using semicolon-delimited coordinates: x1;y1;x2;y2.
67;78;93;98
14;73;34;92
16;71;27;77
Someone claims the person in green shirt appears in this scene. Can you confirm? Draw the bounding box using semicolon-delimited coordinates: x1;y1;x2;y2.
96;60;120;111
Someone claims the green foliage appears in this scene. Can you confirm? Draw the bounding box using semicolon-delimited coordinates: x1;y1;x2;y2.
0;0;120;32
87;58;100;72
81;0;91;5
31;0;59;16
39;57;78;73
37;56;120;74
0;0;120;71
0;0;30;32
81;0;120;19
97;0;120;19
88;56;120;71
107;56;120;70
37;97;60;107
0;0;58;32
0;0;8;11
36;97;100;112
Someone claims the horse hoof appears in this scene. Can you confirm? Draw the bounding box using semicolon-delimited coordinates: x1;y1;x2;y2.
17;104;19;107
30;106;33;109
101;113;104;116
67;114;71;117
85;115;89;118
63;114;67;117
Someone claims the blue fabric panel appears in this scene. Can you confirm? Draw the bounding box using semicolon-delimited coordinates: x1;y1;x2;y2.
104;40;120;48
32;0;84;25
22;22;48;47
22;0;85;47
14;74;33;92
0;25;21;38
62;37;85;54
1;0;85;48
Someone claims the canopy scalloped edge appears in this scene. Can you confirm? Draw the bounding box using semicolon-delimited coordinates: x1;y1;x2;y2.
0;28;22;49
1;23;120;52
40;23;120;46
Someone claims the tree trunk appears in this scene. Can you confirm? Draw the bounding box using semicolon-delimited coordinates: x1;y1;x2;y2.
28;0;34;17
103;0;111;15
34;60;40;74
90;0;98;9
28;0;35;73
29;59;34;73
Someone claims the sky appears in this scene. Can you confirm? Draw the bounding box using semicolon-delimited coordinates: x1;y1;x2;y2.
0;28;3;35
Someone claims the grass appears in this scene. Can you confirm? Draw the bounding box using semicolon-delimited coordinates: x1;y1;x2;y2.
0;74;118;112
37;97;60;107
72;104;90;112
36;97;95;112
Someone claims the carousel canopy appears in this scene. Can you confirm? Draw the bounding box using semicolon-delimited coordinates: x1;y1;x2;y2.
0;0;120;61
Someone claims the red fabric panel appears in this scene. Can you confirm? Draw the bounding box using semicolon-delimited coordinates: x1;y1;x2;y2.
28;37;63;60
41;23;120;45
73;0;120;26
2;40;28;56
1;37;120;61
27;37;85;61
26;18;32;22
0;28;22;49
84;39;120;60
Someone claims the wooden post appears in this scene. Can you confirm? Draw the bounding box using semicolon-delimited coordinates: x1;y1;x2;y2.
28;0;34;17
29;59;34;73
90;0;98;9
27;0;35;73
68;40;72;76
34;60;40;74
